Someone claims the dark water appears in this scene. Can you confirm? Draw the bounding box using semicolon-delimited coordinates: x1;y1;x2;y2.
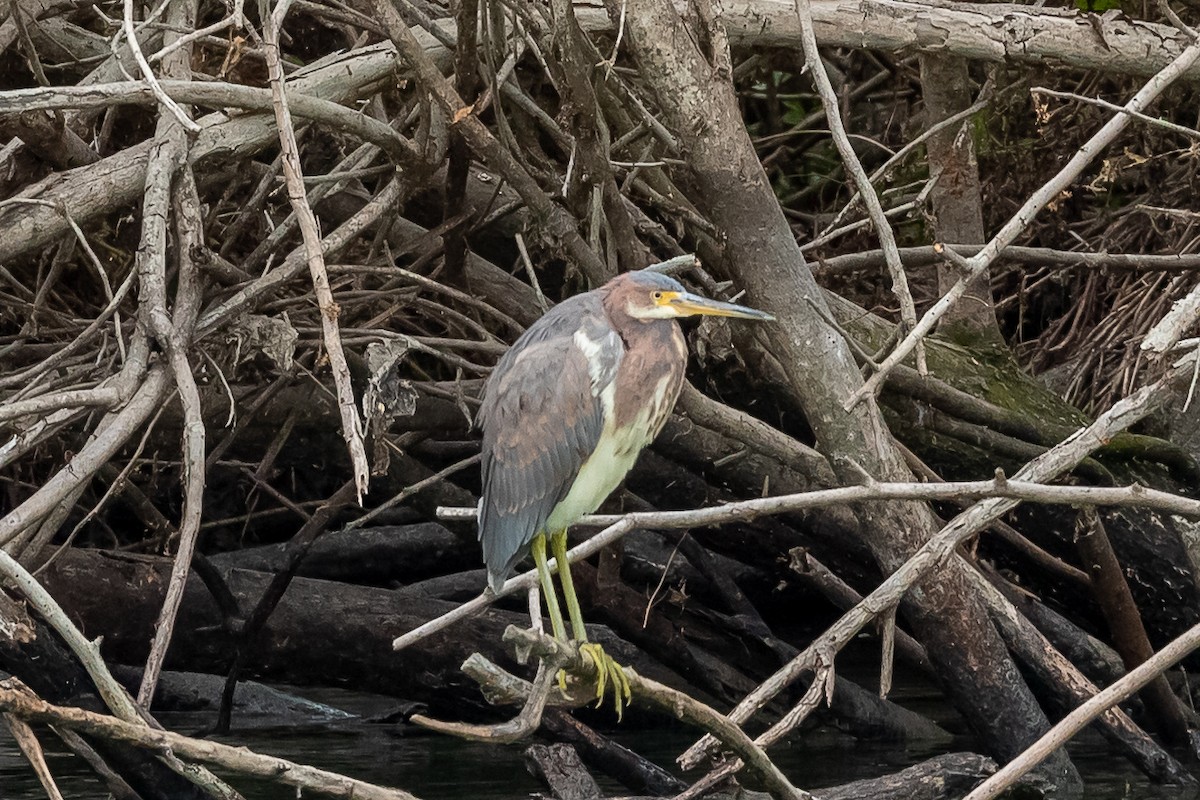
2;684;1197;799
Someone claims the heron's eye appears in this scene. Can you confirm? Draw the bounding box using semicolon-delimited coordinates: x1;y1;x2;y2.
652;291;664;302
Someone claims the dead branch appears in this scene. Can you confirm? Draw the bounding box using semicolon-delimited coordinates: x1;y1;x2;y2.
134;0;204;708
265;0;370;502
401;472;1200;676
813;245;1200;275
793;0;922;372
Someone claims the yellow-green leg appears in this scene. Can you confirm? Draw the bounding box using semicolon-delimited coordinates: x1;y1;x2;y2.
551;530;587;641
551;530;632;717
531;533;567;642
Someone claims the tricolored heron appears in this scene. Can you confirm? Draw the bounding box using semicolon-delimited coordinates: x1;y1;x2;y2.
477;268;773;714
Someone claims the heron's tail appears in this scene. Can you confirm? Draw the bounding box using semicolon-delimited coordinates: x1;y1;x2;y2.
486;569;507;595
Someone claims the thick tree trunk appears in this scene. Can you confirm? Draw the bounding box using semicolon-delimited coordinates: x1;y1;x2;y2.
917;54;1001;343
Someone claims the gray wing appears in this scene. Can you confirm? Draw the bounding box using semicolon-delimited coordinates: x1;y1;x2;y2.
477;297;622;592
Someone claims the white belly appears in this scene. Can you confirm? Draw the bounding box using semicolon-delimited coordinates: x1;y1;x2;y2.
544;375;673;531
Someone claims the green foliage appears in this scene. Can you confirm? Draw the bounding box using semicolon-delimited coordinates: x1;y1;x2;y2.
1074;0;1123;11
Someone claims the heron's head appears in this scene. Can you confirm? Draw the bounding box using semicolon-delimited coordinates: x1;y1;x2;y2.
608;269;775;322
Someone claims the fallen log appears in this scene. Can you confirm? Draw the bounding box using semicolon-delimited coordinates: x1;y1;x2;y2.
525;743;602;800
209;523;477;586
108;666;358;728
814;752;1002;800
36;547;695;717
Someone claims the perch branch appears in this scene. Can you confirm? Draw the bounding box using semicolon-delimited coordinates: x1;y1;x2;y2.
473;629;814;800
407;470;1199;652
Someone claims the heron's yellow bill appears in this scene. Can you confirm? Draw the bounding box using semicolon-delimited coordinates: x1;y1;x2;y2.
666;291;775;321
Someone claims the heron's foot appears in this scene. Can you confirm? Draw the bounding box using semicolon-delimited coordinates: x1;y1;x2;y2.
579;642;632;720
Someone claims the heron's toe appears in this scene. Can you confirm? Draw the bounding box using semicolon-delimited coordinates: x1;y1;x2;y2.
579;642;632;720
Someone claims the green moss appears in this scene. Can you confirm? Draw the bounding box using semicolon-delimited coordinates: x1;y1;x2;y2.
830;294;1198;490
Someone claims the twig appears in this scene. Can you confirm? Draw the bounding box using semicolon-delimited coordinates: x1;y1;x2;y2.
1032;85;1200;141
818;84;993;238
264;0;370;502
197;177;408;338
364;0;611;286
344;454;480;531
0;365;168;547
514;232;550;312
147;2;246;66
120;0;199;133
802;201;918;253
0;199;136;392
